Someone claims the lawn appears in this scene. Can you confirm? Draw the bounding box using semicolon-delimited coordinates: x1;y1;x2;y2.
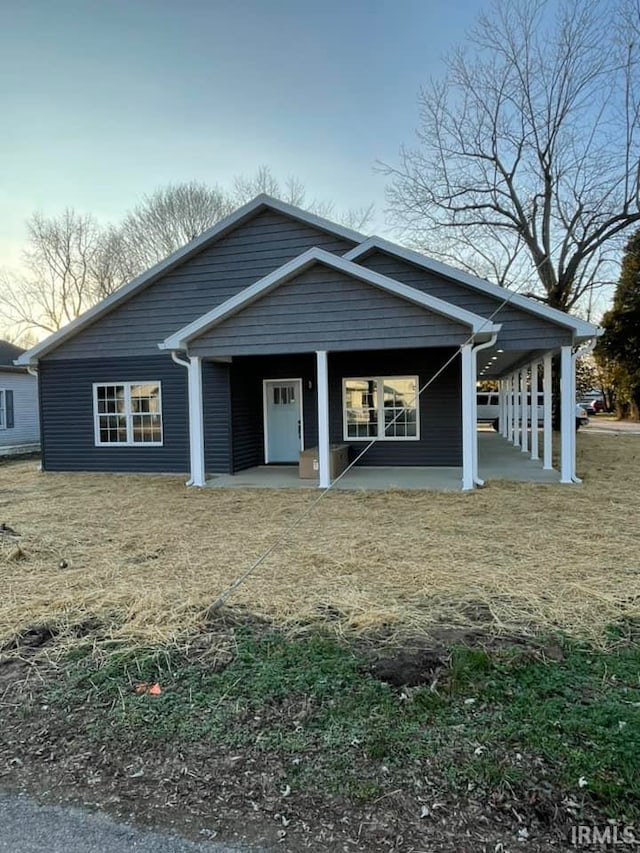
0;432;638;648
2;434;640;849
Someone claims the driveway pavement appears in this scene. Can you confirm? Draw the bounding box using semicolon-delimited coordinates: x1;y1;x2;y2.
0;792;252;853
585;418;640;435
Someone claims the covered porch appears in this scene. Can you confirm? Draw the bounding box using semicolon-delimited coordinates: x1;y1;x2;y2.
204;432;561;490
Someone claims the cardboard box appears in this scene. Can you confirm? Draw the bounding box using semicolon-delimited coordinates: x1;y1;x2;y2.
299;444;350;479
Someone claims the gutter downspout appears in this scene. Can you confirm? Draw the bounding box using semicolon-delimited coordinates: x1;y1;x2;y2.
471;333;498;486
25;364;42;471
171;350;205;487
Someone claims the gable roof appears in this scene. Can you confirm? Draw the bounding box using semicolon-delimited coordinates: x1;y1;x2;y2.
344;237;600;341
16;195;368;366
0;340;28;373
0;340;24;365
160;248;501;351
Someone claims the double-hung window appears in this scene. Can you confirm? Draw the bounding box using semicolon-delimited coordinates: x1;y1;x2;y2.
0;390;5;429
343;376;419;440
93;382;163;446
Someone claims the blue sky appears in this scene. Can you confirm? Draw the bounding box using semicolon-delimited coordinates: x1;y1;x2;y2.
0;0;483;266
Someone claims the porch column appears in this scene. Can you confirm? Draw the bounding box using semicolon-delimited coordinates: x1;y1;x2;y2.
560;345;574;483
543;354;553;470
316;350;331;489
461;344;474;490
506;374;513;441
188;356;206;487
512;372;520;447
530;361;539;461
520;368;529;453
499;380;507;437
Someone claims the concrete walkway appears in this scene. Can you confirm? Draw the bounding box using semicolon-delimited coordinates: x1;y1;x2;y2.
206;432;560;491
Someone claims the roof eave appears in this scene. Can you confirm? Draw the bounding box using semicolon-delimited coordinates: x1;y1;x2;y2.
346;237;601;339
16;195;368;365
161;249;499;350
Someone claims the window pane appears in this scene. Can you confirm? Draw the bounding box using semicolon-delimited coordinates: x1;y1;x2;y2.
132;414;162;443
344;379;378;438
98;414;127;443
382;378;418;438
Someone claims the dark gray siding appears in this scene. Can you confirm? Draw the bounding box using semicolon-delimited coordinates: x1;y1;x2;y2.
230;355;317;472
329;349;461;466
46;210;355;360
360;251;573;350
39;356;189;473
189;266;471;357
226;349;461;471
203;361;232;474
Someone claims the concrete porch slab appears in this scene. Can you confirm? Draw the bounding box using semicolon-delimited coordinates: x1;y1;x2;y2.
206;432;560;490
206;464;463;491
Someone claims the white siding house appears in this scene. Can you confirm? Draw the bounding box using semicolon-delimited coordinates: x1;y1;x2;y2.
0;341;40;453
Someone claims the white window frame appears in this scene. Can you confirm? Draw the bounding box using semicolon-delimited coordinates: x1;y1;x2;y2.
342;375;420;442
93;382;163;447
0;389;5;430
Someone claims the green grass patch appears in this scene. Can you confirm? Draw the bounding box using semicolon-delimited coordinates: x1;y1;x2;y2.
46;629;640;818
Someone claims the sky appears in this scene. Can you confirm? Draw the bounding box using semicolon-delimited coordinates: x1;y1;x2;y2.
0;0;484;268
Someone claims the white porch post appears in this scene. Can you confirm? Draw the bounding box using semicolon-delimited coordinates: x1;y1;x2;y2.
507;374;514;441
512;372;520;447
499;380;507;437
520;368;529;453
188;356;206;487
560;345;574;483
543;353;553;470
461;344;474;490
530;361;539;461
316;350;331;489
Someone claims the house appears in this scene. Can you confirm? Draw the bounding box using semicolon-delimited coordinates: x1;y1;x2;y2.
16;195;599;489
0;340;40;454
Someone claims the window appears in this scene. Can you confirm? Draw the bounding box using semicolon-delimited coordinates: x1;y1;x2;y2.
343;376;419;441
93;383;162;446
0;390;5;429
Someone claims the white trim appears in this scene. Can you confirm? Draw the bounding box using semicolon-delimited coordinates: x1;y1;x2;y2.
560;346;574;483
316;353;330;489
262;378;304;464
16;195;368;367
520;369;529;454
188;357;205;487
471;333;497;485
161;248;501;351
543;354;553;470
342;375;420;442
92;381;163;447
530;362;539;461
344;237;601;341
461;345;474;490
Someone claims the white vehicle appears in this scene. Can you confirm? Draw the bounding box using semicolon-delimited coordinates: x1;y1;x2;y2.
477;393;589;430
476;392;544;423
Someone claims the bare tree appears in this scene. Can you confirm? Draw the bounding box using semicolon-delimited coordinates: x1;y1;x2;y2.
233;166;375;234
116;181;235;274
385;0;640;313
0;210;117;336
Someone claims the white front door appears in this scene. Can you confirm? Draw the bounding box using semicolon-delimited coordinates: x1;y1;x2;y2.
264;379;303;463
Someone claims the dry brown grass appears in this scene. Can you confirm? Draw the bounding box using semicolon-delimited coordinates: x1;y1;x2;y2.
1;432;639;648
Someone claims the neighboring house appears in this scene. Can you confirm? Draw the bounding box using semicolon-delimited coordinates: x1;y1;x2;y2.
17;195;599;489
0;340;40;453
